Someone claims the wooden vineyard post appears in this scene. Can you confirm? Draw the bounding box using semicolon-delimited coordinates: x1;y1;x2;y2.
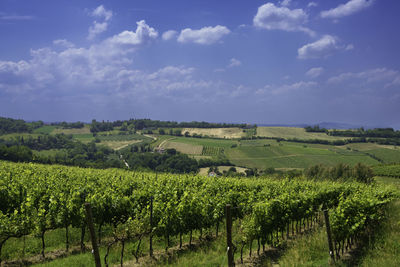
149;196;154;258
323;210;335;262
226;204;234;267
85;203;101;267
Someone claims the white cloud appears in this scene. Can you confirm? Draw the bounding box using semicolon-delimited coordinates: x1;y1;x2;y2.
328;68;400;87
298;35;351;59
105;20;158;47
0;20;162;96
87;5;113;40
177;25;230;45
256;81;317;96
162;30;178;41
321;0;374;19
272;81;317;95
0;14;35;20
53;39;75;48
214;68;225;73
228;58;241;68
0;60;30;75
308;2;318;8
88;22;108;40
280;0;292;7
253;3;314;36
91;5;113;21
306;67;324;78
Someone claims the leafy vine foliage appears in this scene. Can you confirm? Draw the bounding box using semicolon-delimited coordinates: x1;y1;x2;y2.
0;161;396;264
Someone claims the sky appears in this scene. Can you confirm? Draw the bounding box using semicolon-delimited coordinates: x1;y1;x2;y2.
0;0;399;128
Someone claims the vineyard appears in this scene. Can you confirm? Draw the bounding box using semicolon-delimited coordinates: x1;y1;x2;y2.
0;161;397;266
373;164;400;178
202;146;224;156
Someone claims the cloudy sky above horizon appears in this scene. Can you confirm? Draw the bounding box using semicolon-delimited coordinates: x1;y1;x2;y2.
1;0;399;128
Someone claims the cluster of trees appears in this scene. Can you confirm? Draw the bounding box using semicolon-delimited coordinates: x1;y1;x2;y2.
0;134;122;168
207;166;259;177
198;157;232;168
305;163;374;183
3;134;75;151
36;141;121;168
122;148;198;173
304;125;328;133
329;128;400;138
0;117;43;134
90;120;114;133
121;118;249;130
0;144;33;162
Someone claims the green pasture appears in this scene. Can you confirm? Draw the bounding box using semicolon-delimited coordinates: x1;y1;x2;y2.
33;126;57;134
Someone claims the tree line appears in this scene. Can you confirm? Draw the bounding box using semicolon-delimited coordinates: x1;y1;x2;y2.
0;117;43;134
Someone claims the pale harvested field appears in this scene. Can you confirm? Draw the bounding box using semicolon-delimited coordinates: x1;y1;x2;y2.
182;127;245;139
162;141;203;155
256;127;349;141
101;140;142;150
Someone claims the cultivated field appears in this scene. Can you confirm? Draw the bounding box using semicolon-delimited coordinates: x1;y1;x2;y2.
162;141;203;155
182;127;246;139
52;125;91;134
151;134;400;170
226;140;381;170
100;140;142;150
256;126;349;141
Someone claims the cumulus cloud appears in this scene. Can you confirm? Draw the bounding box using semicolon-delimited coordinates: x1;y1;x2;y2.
0;20;162;97
177;25;230;45
306;67;324;78
87;5;113;40
308;2;318;8
162;30;178;41
298;35;352;59
256;81;317;96
53;39;75;48
280;0;292;7
0;18;227;107
91;5;113;21
228;58;241;68
321;0;374;19
105;20;158;47
88;22;108;40
328;68;400;88
253;3;314;36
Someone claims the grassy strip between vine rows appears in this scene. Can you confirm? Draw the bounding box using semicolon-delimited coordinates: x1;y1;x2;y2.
0;161;397;266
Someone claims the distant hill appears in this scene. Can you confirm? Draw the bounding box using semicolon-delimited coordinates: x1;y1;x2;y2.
257;122;392;130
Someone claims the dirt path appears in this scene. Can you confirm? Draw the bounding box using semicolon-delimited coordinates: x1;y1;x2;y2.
157;137;175;149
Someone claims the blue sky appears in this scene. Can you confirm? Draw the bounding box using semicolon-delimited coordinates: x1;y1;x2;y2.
1;0;399;128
